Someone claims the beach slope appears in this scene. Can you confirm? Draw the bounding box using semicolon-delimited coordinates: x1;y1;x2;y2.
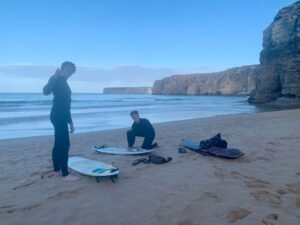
1;109;300;225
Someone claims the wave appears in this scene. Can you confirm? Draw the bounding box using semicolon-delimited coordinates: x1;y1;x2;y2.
0;100;52;106
0;99;124;104
154;98;187;101
0;94;258;139
0;115;50;126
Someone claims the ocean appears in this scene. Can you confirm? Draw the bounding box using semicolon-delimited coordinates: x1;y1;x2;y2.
0;93;260;140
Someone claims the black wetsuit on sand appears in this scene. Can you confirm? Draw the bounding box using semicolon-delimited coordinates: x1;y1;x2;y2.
127;118;157;149
43;75;72;177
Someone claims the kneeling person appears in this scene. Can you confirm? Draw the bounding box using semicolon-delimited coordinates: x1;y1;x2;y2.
127;110;158;150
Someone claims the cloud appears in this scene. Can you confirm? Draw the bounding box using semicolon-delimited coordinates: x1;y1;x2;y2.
0;64;219;93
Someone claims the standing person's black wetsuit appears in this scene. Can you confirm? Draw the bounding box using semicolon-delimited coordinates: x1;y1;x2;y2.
43;62;79;181
43;71;73;177
127;118;157;149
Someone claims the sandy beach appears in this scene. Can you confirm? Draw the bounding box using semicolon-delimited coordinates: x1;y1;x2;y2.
1;109;300;225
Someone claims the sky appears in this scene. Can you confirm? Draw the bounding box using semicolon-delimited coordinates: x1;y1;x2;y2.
0;0;297;93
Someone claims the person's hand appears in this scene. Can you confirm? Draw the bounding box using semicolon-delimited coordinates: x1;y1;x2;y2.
69;122;75;133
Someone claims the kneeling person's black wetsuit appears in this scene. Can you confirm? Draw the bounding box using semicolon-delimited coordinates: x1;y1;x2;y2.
127;118;157;149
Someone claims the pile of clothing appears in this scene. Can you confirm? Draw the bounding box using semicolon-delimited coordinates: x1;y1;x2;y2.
181;133;245;159
199;133;227;149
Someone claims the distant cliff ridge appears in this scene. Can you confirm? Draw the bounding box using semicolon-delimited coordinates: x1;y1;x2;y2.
249;1;300;104
152;65;259;95
103;87;152;94
152;1;300;106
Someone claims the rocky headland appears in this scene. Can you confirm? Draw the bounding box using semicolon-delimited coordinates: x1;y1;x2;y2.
153;1;300;106
152;65;259;96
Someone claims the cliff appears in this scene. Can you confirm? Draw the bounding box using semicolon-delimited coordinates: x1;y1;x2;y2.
152;2;300;105
152;65;259;95
248;1;300;104
103;87;152;94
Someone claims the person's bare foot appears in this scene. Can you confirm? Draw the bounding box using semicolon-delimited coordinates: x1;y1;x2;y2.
62;174;80;182
128;146;138;151
153;142;159;148
54;171;61;177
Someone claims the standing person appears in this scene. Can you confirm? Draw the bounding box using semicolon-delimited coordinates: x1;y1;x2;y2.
43;61;79;182
127;110;158;150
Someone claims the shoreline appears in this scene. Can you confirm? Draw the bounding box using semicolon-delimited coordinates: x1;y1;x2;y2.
0;93;260;141
0;106;288;142
1;108;300;225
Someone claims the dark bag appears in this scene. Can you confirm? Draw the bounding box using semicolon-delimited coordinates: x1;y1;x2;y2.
148;155;172;164
132;155;172;166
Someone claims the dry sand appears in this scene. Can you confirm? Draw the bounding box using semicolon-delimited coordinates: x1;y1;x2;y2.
1;109;300;225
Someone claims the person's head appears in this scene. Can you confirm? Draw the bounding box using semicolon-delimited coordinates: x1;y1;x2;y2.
130;110;140;122
60;61;76;79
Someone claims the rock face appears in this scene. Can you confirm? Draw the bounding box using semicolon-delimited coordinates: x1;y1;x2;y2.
152;2;300;105
152;65;259;95
249;1;300;103
103;87;152;94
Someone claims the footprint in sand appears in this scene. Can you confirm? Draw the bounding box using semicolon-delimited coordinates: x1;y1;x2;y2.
241;155;271;163
255;156;271;161
135;165;150;172
265;148;276;153
277;189;287;195
230;171;256;180
226;207;252;223
122;175;133;180
6;203;42;214
0;205;14;210
40;170;54;179
30;171;40;176
13;180;36;190
214;170;226;180
200;192;220;203
251;190;281;206
279;136;300;140
286;182;300;194
21;202;42;212
230;171;270;189
47;187;84;201
296;198;300;208
246;179;270;189
0;205;14;213
238;157;252;163
213;165;227;180
177;219;195;225
262;213;279;225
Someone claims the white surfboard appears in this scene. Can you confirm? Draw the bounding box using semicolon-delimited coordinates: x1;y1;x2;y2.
93;146;156;155
68;157;119;182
